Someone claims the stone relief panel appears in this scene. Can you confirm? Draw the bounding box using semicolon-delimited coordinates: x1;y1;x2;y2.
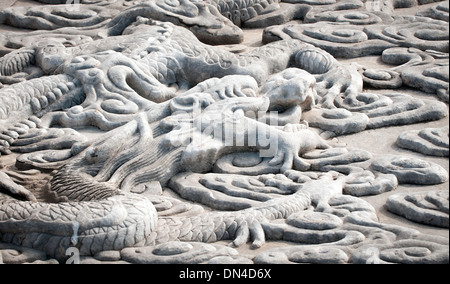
0;0;448;264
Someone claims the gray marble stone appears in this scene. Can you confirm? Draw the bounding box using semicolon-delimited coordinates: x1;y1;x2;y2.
386;190;449;228
0;0;448;264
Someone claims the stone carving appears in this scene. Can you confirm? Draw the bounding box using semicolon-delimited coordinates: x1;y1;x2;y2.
304;92;448;137
359;68;403;89
0;0;448;264
254;193;449;264
343;170;398;196
370;155;448;185
382;47;449;102
386;190;449;228
396;126;449;157
121;241;253;264
0;0;286;46
417;0;449;22
262;1;449;101
0;243;49;264
0;4;119;30
264;4;449;56
0;20;361;156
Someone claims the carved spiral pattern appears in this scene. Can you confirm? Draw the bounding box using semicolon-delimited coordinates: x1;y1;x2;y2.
0;0;448;265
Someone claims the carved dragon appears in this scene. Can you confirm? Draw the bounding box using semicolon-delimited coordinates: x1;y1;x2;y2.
0;19;360;260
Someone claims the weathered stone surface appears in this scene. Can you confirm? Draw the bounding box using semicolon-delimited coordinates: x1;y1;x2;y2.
417;1;449;21
93;250;122;262
254;246;350;264
343;170;398;196
334;93;448;129
386;190;449;228
302;108;370;137
263;22;395;58
371;155;449;185
382;47;449;102
396;126;449;157
0;243;48;264
351;238;450;264
120;241;242;264
360;68;403;89
0;0;448;265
